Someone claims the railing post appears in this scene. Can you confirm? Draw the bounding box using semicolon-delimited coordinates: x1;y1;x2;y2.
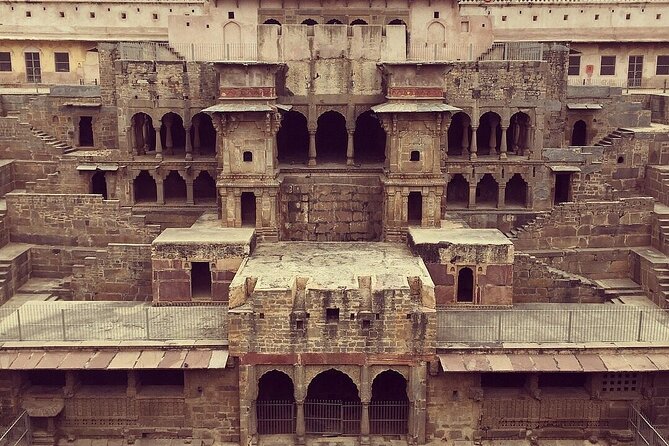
539;42;544;60
16;309;22;341
567;310;573;343
497;312;503;342
61;308;67;341
145;307;151;340
637;310;644;342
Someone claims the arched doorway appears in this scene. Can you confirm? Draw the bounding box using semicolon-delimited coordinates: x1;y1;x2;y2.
447;112;471;156
446;174;469;208
193;171;217;204
370;371;409;435
131;113;155;154
571;120;587;146
306;369;361;435
477;112;502;156
90;170;107;199
79;116;94;147
350;19;367;25
133;170;157;203
408;192;422;224
277;111;309;164
388;19;406;26
508;112;531;155
353;111;385;163
476;174;498;208
241;192;256;226
457;267;474;302
257;370;296;435
164;171;186;203
263;18;281;25
160;113;186;156
316;111;347;163
190;113;216;156
326;18;343;24
505;174;528;208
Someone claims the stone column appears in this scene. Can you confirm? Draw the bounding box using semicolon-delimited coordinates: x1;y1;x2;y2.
164;120;174;155
470;126;478;160
154;126;163;160
346;129;354;165
308;130;317;166
498;183;505;209
499;126;508;160
468;182;477;209
155;177;165;204
512;121;520;153
193;118;201;153
460;120;469;157
141;117;150;153
185;126;193;161
489;118;498;155
360;365;371;445
186;179;194;205
295;365;306;445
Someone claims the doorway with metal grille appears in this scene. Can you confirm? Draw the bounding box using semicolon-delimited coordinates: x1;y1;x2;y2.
256;370;296;435
305;369;361;435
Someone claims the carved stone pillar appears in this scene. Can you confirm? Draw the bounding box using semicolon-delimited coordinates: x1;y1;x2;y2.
527;125;535;158
186;179;194;205
360;365;371;445
499;126;508;160
155;177;165;204
498;184;505;209
460;120;469;156
308;130;317;166
468;183;476;209
295;365;306;445
489;117;499;155
470;126;478;160
512;121;520;153
346;129;354;166
154;126;163;160
164;120;174;155
441;115;451;166
193;117;201;152
185;126;193;161
141;116;150;153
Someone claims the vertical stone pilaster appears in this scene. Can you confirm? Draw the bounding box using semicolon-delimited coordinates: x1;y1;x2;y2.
500;126;508;160
470;126;478;160
154;126;163;160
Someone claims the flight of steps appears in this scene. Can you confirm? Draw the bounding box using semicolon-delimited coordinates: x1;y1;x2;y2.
29;127;75;154
657;214;669;255
504;211;550;239
652;263;669;307
595;278;649;304
594;128;634;148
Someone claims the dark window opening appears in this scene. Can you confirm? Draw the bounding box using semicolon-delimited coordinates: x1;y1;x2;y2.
447;112;472;156
133;170;157;203
296;320;304;330
241;192;256;226
152;13;158;20
90;170;108;199
481;373;528;388
138;370;184;387
193;171;217;204
505;173;528;208
54;52;69;72
326;18;343;24
600;55;616;75
657;55;669;75
433;11;440;18
370;370;408;435
539;373;587;388
617;155;625;164
410;150;420;161
476;174;498;207
456;267;474;302
191;261;211;299
228;11;234;19
160;112;186;155
264;18;282;26
476;112;502;156
353;110;386;163
326;308;340;322
307;369;359;402
447;174;469;208
571;120;587;146
362;320;370;329
316;111;347;163
243;151;253;162
131;112;155;153
80;370;127;387
190;113;216;156
568;55;581;76
508;112;531;154
407;192;422;224
277;111;309;164
79;116;94;146
27;370;65;387
0;52;11;71
350;19;367;25
302;18;318;25
554;173;572;204
388;19;406;26
257;371;296;434
164;170;187;203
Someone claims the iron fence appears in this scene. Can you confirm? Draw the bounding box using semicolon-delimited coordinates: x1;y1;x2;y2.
0;302;228;341
437;306;669;344
407;42;545;62
630;406;669;446
482;397;605;430
118;42;183;61
370;401;409;435
305;400;361;435
256;401;296;435
0;412;30;446
170;43;258;62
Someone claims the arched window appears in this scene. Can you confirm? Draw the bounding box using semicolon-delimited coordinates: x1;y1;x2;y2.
353;110;385;163
509;112;531;154
302;18;318;26
505;174;528;208
447;112;471;157
190;113;216;156
263;18;281;26
477;111;502;156
133;170;157;203
164;170;186;203
350;19;368;25
447;174;469;208
370;371;408;435
457;267;474;302
160;112;186;156
476;174;498;208
326;19;343;25
571;120;587;146
193;171;217;204
257;371;296;434
316;111;347;163
90;170;107;199
305;369;361;435
277;111;309;164
388;19;407;26
131;113;155;154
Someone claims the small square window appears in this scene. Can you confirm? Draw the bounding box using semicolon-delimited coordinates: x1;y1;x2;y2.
657;55;669;75
532;15;537;21
433;11;439;19
25;11;31;17
0;52;12;72
410;150;420;161
59;11;64;17
568;55;581;76
186;22;190;26
326;308;339;322
228;11;235;19
595;14;600;20
120;12;127;19
362;319;371;329
657;14;662;20
152;13;158;20
54;52;70;72
626;13;631;20
296;320;304;330
243;151;253;162
563;14;569;20
137;8;140;12
460;21;469;32
501;15;507;21
89;12;95;18
600;55;616;75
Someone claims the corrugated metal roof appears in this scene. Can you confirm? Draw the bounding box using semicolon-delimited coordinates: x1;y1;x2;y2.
0;348;228;370
76;164;118;171
438;353;669;373
202;103;291;113
371;102;462;114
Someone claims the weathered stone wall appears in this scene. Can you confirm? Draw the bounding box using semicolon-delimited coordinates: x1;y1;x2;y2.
186;368;240;444
12;160;58;189
650;94;669;125
513;253;603;303
530;248;631;281
513;198;653;251
426;372;480;443
0;117;61;161
6;193;161;246
279;175;383;241
71;243;152;301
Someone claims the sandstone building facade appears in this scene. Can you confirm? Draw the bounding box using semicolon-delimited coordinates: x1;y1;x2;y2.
1;1;669;446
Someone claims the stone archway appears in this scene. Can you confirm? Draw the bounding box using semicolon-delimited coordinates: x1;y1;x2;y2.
316;111;347;163
257;370;296;435
370;370;409;435
305;369;361;435
571;120;587;146
353;110;386;163
277;110;309;164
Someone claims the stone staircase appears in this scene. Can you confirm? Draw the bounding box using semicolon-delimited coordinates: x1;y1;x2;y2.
594;278;649;304
504;211;551;239
29;127;75;154
594;127;634;148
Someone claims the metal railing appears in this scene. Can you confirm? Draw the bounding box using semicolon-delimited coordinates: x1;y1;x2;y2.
256;401;296;435
437;306;669;344
370;401;409;435
0;302;228;341
170;43;258;62
118;42;183;61
0;412;30;446
305;400;361;435
568;77;645;88
407;41;545;62
630;406;669;446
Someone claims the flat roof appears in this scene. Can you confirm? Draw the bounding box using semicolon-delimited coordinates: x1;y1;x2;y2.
153;227;254;245
409;228;512;246
234;242;432;291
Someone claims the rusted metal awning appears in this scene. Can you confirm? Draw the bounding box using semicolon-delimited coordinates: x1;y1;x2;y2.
76;163;118;171
62;102;102;108
371;102;461;114
438;353;669;373
0;348;228;370
202;103;290;113
548;165;581;173
567;103;603;110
